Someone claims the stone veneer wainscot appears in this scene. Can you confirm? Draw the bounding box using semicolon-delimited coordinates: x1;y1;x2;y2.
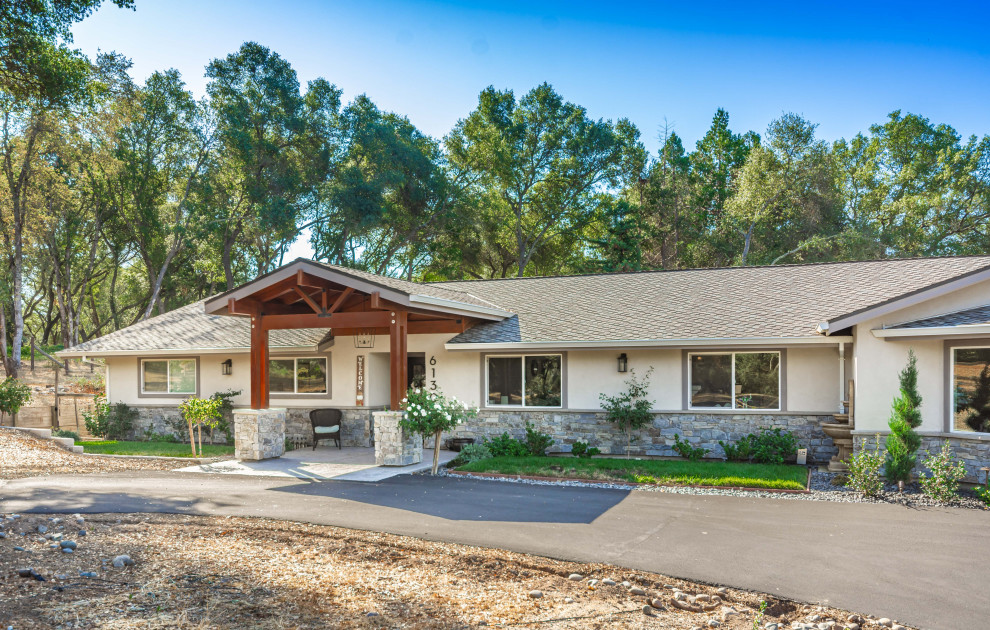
853;431;990;483
446;410;839;463
373;411;421;466
233;408;286;461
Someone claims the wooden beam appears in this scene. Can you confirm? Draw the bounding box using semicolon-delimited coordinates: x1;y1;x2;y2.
261;310;391;331
230;298;304;316
327;287;354;314
293;286;324;315
389;310;408;410
408;319;465;335
250;315;270;409
369;291;386;310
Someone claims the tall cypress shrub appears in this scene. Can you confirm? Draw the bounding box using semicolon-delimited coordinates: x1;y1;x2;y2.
885;350;922;490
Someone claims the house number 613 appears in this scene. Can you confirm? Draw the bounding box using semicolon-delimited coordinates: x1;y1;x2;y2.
429;355;438;390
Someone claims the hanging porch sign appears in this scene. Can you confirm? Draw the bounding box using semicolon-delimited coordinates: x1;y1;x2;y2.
356;355;365;406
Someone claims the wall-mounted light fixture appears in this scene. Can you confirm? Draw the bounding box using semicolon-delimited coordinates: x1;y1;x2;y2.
617;353;628;373
221;359;233;376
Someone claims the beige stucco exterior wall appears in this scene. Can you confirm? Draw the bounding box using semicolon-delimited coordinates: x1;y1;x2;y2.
105;334;846;414
852;277;990;433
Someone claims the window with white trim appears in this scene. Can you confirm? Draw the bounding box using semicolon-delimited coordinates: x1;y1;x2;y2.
951;347;990;433
487;355;561;407
689;352;780;410
269;357;328;394
141;359;196;394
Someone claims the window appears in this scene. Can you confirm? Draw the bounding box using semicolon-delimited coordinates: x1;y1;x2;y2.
269;357;328;394
141;359;196;394
952;347;990;433
487;355;561;407
689;352;780;410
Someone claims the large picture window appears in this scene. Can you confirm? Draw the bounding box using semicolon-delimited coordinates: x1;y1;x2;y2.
952;347;990;433
487;355;562;407
269;357;329;395
689;352;780;410
141;359;196;394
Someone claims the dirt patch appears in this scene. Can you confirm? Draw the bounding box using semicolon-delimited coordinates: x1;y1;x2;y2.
0;428;194;480
0;512;911;629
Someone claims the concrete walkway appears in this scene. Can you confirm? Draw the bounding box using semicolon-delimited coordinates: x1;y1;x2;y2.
1;472;985;629
176;447;458;481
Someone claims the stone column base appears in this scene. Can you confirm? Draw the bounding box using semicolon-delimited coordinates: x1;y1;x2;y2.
373;411;421;466
234;408;286;461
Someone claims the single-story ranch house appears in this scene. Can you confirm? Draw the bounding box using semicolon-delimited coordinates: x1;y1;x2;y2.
59;256;990;478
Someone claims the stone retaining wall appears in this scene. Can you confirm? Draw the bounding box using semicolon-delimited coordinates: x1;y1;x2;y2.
853;432;990;483
447;410;838;463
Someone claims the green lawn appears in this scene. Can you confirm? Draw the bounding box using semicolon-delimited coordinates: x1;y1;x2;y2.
455;456;808;490
80;440;234;458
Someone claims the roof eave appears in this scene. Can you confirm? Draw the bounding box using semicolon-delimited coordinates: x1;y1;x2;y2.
872;324;990;339
444;335;853;351
57;344;318;358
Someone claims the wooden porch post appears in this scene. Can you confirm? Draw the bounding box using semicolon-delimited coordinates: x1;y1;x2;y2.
389;310;408;410
250;314;270;409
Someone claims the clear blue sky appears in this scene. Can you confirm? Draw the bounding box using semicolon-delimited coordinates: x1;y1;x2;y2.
72;0;990;258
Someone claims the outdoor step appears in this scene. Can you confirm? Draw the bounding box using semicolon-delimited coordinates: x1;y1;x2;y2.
11;427;52;439
70;445;84;454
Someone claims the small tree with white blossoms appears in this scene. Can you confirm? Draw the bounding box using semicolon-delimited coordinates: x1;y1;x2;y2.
400;387;478;475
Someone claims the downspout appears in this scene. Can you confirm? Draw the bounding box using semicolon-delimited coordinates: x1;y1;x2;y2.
838;342;846;413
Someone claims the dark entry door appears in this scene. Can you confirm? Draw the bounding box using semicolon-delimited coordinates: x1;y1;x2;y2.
408;354;426;389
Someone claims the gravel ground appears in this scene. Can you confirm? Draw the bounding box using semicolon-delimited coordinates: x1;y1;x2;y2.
439;467;989;510
0;428;197;479
0;512;913;630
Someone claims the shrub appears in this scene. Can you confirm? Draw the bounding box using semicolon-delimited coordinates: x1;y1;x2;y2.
0;377;31;424
458;443;492;464
142;429;179;443
918;442;967;503
749;428;798;465
570;440;601;459
483;432;530;458
886;351;923;488
83;398;137;440
845;434;885;497
976;486;990;508
600;368;655;458
719;437;754;462
673;434;709;461
52;428;80;441
524;422;554;456
401;388;479;474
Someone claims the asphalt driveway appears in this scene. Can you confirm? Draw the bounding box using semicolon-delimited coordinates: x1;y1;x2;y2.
1;472;985;629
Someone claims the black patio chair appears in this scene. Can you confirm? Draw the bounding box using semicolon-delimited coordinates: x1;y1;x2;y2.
309;408;342;450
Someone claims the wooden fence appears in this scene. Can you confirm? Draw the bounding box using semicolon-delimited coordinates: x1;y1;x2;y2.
4;394;97;438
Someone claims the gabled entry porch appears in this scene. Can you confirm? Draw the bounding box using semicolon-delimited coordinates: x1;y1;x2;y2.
203;259;510;461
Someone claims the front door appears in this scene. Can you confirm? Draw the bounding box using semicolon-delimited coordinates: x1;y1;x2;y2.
408;354;426;390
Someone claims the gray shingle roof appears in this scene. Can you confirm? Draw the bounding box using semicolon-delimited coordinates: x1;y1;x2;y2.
298;260;506;312
890;304;990;329
61;256;990;354
439;256;990;344
61;300;326;355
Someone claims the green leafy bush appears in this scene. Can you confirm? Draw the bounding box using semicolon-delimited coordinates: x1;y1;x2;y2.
483;432;530;458
719;437;754;462
976;486;990;508
749;428;799;465
458;443;492;463
524;422;554;456
83;398;137;440
600;368;655;458
673;434;709;461
570;440;601;459
845;434;885;497
52;428;79;441
0;377;31;423
918;442;967;503
142;429;179;443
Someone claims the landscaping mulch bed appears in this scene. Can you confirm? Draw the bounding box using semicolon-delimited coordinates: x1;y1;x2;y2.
1;512;912;629
0;429;195;480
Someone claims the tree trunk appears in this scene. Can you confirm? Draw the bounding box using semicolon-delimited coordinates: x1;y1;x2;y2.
432;430;442;475
187;418;196;456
